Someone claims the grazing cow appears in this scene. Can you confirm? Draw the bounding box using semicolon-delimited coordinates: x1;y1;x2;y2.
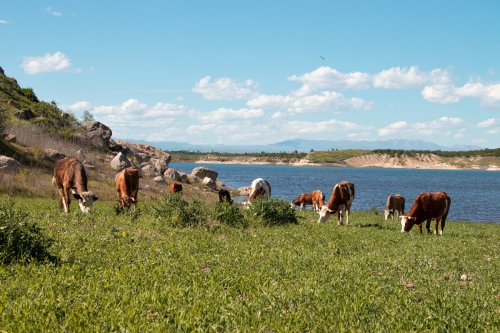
318;181;355;225
247;178;271;203
115;167;139;210
400;192;451;235
52;156;98;213
291;190;325;212
218;188;233;204
169;182;183;193
384;193;405;220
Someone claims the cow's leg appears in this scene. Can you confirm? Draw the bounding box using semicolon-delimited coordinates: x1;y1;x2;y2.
338;205;345;225
418;224;423;235
63;187;71;213
58;189;65;211
300;203;305;211
440;217;446;236
345;206;350;225
426;219;432;234
434;218;440;235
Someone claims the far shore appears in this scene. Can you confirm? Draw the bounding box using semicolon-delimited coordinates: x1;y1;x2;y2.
192;159;500;171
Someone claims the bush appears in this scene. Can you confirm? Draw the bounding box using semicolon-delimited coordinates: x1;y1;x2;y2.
212;201;247;228
152;194;207;228
246;199;298;226
0;199;56;264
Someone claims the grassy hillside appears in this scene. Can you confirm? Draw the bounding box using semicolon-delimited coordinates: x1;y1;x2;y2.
306;149;370;164
0;197;498;332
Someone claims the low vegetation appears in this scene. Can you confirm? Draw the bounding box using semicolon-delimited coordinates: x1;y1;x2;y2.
373;148;500;158
0;196;498;332
306;149;370;164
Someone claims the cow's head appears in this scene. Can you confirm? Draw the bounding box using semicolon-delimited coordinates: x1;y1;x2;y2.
73;191;98;213
318;205;335;223
399;215;416;232
119;197;137;210
384;209;393;220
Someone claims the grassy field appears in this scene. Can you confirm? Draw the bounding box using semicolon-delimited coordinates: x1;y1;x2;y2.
1;197;499;332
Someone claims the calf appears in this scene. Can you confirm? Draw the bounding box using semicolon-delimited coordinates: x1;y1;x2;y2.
52;156;98;213
248;178;271;203
384;193;405;220
400;192;451;235
318;181;355;225
218;188;233;204
115;167;139;210
169;182;183;193
291;190;325;212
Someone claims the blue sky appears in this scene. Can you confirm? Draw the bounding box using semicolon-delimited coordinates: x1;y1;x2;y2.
1;1;499;148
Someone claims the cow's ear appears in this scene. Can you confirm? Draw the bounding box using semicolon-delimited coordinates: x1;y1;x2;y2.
93;196;99;201
73;193;82;200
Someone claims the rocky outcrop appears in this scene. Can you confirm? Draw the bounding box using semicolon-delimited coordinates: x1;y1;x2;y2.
14;109;35;120
0;155;21;172
2;133;16;143
202;177;216;189
113;141;172;178
110;152;132;172
164;168;181;181
153;176;164;183
191;166;218;181
150;156;171;174
343;153;458;170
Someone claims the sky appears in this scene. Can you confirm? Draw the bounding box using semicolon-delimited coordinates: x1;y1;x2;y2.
1;1;499;148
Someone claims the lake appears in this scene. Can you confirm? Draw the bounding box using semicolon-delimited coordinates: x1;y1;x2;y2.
170;163;500;223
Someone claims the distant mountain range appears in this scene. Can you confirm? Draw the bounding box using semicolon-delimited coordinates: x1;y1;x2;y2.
120;138;482;153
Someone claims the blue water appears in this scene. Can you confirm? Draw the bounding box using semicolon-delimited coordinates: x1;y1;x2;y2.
171;163;500;223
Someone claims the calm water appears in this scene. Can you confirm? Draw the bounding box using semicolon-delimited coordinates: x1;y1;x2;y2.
171;163;500;223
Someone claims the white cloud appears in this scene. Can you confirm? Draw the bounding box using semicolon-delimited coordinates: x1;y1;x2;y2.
373;67;451;89
144;102;192;118
378;117;464;137
248;91;372;114
63;101;92;112
378;121;408;137
193;76;258;100
477;118;497;128
289;66;371;95
22;52;71;74
198;108;264;122
422;81;500;107
282;119;361;134
93;99;147;115
47;7;62;16
0;19;8;24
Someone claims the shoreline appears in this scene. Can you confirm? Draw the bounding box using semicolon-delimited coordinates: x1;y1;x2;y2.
189;159;500;171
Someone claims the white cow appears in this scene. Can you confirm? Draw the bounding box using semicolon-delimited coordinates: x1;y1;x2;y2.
245;178;271;206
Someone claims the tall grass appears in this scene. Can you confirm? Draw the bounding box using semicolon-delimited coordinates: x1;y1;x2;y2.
0;197;498;332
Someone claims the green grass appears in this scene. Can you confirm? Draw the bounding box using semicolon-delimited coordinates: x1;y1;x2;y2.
1;197;499;332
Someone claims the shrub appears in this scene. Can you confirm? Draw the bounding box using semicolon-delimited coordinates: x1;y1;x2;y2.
212;201;247;228
0;199;56;264
152;194;207;228
246;198;298;226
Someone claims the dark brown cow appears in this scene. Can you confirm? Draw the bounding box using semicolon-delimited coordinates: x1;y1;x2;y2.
318;181;355;225
218;188;233;204
400;192;451;235
291;190;325;212
52;156;98;213
169;182;183;194
115;167;139;210
384;193;405;220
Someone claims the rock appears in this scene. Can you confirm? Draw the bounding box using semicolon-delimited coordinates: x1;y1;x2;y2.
82;121;113;149
108;139;123;152
186;174;198;183
191;166;218;181
239;186;251;196
6;100;21;110
141;164;158;177
0;66;4;75
43;149;66;161
0;155;21;172
110;152;131;172
83;163;95;170
202;177;216;189
2;133;16;143
150;155;171;174
154;176;164;183
178;171;189;182
14;109;35;120
75;149;86;162
163;168;181;181
135;152;151;163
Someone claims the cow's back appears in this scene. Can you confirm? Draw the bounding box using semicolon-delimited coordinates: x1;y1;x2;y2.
124;168;139;194
411;192;450;218
53;157;87;189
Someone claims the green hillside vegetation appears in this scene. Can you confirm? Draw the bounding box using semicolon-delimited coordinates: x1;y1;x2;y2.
0;197;498;332
373;148;500;158
169;150;308;163
306;149;370;163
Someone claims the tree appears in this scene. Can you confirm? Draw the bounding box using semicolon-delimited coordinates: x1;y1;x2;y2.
81;110;95;122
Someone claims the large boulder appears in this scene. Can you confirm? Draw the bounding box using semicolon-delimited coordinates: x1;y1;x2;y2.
2;133;16;143
82;121;113;149
202;177;216;189
150;155;171;174
163;168;181;181
153;176;165;183
43;149;66;161
141;164;158;177
191;166;218;181
110;152;131;172
0;155;20;173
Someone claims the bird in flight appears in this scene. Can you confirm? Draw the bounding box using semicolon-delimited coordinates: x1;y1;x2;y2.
320;56;326;60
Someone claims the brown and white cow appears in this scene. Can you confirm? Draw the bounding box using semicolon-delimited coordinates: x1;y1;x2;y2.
115;167;139;210
52;156;98;213
291;190;325;212
400;192;451;235
384;193;405;220
169;182;183;193
318;181;355;225
248;178;271;203
218;188;233;204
